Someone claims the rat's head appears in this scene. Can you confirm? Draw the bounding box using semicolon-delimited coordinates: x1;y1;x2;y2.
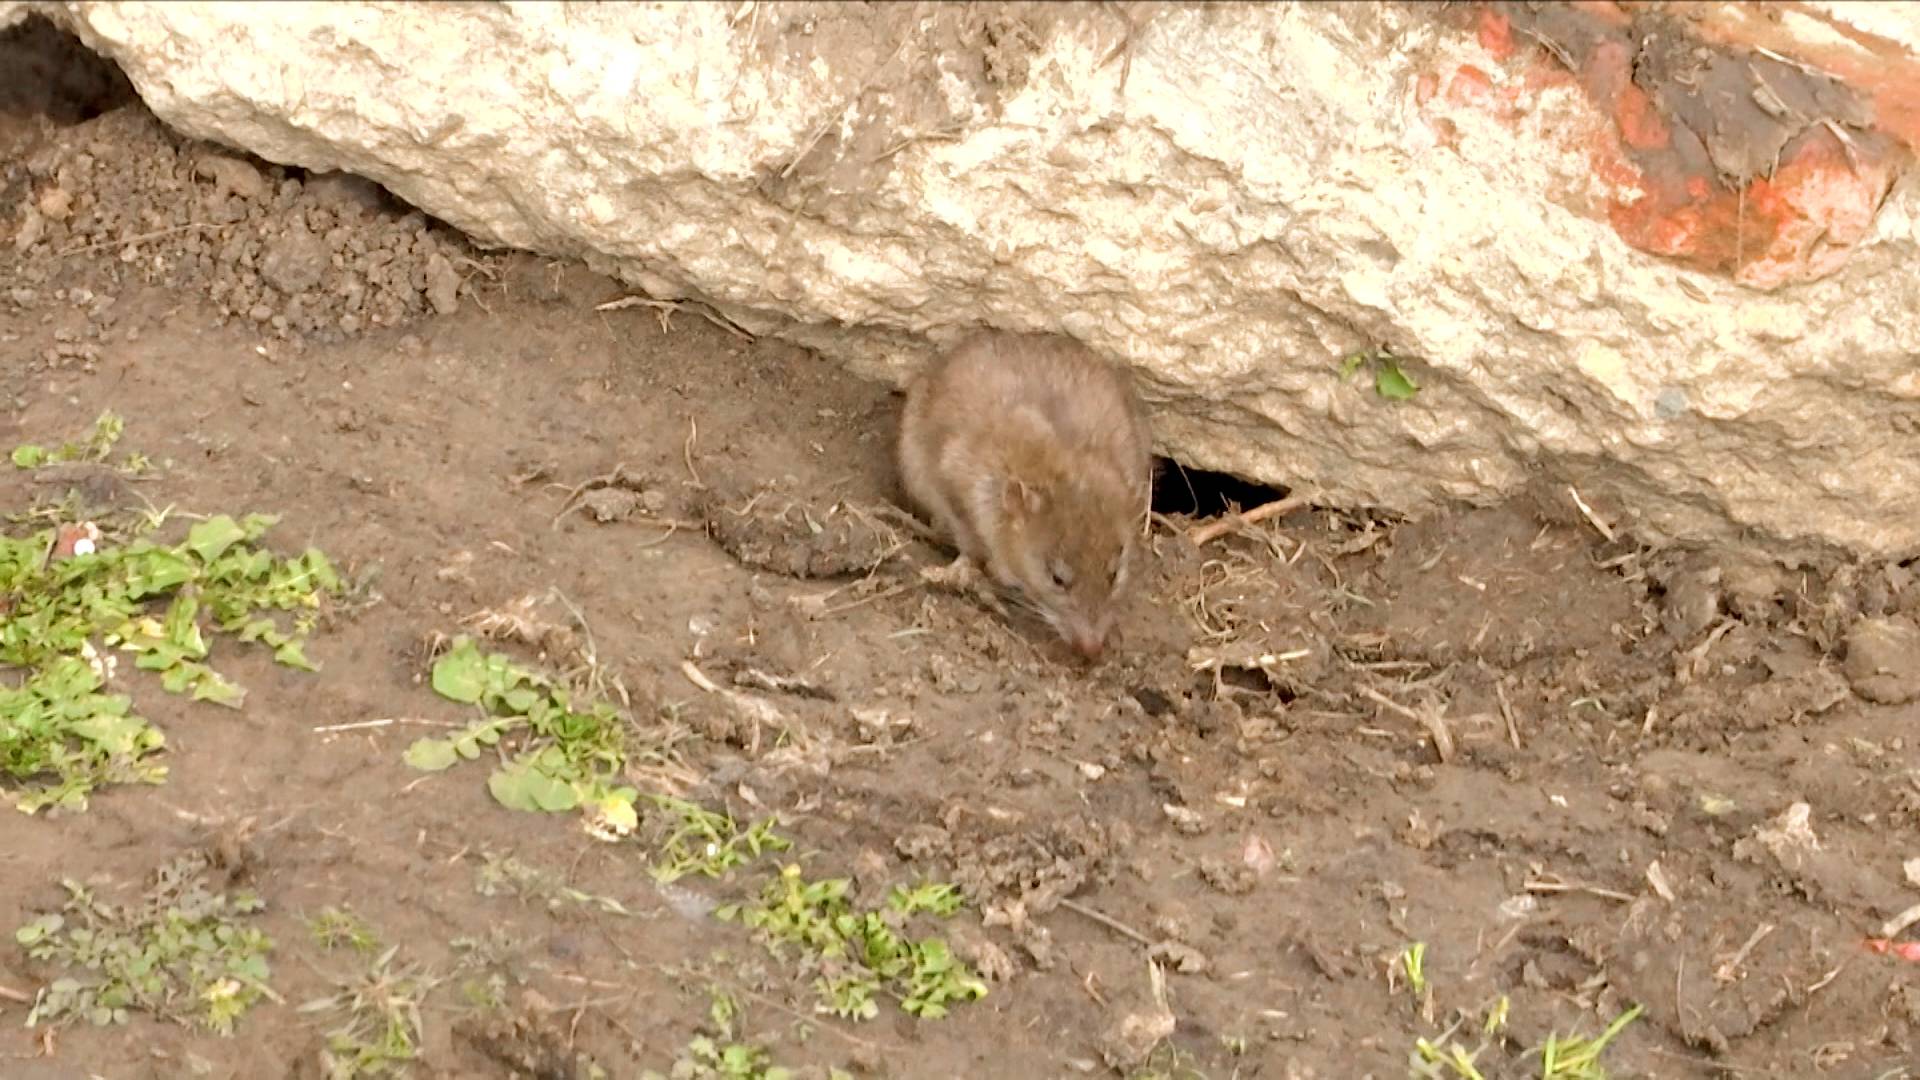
989;472;1139;660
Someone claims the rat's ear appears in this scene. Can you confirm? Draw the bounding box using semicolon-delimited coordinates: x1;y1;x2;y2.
1002;478;1047;517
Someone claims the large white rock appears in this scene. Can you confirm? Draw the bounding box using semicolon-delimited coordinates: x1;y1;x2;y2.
8;0;1920;557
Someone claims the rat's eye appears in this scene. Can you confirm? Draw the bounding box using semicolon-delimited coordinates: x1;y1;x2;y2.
1049;562;1074;589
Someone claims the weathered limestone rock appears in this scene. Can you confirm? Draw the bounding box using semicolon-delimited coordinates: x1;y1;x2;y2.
7;0;1920;557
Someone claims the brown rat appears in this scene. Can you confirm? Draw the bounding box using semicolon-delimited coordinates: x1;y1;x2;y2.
895;329;1152;659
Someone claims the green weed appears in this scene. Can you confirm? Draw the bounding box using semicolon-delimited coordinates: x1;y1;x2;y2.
405;641;792;888
14;852;276;1034
1339;348;1420;400
1400;941;1428;998
308;906;382;956
448;928;520;1010
887;881;965;917
403;637;638;831
10;410;132;470
303;913;440;1079
1;510;341;812
1409;990;1643;1080
1534;1004;1644;1079
0;653;165;813
474;850;641;916
643;989;795;1080
647;794;791;882
718;864;987;1022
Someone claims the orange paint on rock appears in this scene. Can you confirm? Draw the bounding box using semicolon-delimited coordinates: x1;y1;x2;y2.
1415;71;1440;107
1589;145;1646;193
1503;0;1904;284
1601;128;1895;286
1578;93;1651;195
1735;133;1896;287
1477;9;1516;61
1862;73;1920;154
1522;52;1576;93
1582;39;1634;99
1446;65;1496;107
1608;190;1701;259
1612;83;1671;150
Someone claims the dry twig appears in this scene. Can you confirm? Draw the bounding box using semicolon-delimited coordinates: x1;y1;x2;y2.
1495;679;1522;749
1522;874;1635;903
596;295;754;341
57;221;224;257
312;717;463;734
1359;686;1454;764
1714;923;1775;983
1565;485;1616;543
683;417;703;488
1062;898;1155;947
1188;491;1315;546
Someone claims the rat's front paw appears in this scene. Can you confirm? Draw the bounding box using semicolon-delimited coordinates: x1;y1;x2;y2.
918;555;1010;617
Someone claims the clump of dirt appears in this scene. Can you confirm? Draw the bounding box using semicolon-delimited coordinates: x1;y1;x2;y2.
2;100;484;350
451;998;608;1080
700;480;911;580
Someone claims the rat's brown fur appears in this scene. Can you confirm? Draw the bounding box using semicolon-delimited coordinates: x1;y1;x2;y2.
896;330;1151;658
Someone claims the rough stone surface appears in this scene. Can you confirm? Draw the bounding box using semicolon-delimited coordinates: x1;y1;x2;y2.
8;0;1920;557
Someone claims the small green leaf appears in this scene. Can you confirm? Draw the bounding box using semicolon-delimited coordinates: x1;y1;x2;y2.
238;513;280;541
486;766;537;811
160;662;197;694
1338;354;1366;380
403;739;458;772
298;549;339;592
452;730;487;757
15;914;63;945
527;771;578;812
69;712;155;756
272;640;317;672
191;670;246;709
487;759;579;813
86;411;124;459
186;516;248;563
11;444;47;468
122;549;195;598
133;643;185;671
161;593;206;658
1375;359;1419;400
430;640;488;704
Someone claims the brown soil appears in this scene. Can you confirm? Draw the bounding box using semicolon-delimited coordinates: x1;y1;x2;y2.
4;17;1919;1080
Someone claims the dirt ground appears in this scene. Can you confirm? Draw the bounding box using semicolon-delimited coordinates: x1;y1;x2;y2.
4;17;1920;1080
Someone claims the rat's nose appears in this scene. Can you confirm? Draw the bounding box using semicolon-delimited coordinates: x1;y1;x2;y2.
1070;631;1106;660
